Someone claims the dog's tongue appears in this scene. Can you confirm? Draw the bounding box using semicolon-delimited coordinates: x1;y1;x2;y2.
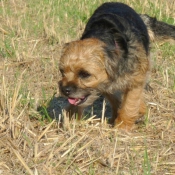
68;98;78;105
68;97;85;105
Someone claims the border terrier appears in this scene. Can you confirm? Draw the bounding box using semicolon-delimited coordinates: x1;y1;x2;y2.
59;2;175;130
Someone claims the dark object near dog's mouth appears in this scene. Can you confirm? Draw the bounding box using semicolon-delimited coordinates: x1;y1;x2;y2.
68;96;88;105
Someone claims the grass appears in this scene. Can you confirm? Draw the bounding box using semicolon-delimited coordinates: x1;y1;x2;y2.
0;0;175;174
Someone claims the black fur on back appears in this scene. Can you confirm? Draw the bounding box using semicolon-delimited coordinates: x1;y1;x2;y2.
81;2;149;57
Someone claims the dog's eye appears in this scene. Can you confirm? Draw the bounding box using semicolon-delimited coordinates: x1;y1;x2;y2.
78;70;91;79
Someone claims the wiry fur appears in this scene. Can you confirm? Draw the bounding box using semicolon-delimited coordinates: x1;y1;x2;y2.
59;2;175;130
140;14;175;42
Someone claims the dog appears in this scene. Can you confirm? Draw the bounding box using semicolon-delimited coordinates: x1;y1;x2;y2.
59;2;175;130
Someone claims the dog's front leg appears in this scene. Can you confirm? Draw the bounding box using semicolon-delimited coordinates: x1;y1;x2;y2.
104;93;121;124
114;86;146;130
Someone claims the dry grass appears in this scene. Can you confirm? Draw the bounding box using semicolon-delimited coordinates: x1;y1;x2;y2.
0;0;175;174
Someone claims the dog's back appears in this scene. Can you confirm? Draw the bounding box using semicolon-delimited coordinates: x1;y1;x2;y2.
81;2;150;54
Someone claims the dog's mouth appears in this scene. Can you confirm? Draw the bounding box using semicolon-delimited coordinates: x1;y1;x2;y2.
68;96;88;106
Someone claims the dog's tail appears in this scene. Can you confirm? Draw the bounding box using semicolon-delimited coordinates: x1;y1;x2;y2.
140;14;175;42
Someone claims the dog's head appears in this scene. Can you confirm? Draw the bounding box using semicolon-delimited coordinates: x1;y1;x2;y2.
59;38;120;107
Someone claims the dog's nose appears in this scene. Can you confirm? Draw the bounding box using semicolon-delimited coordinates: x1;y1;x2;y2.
61;85;76;96
64;86;71;95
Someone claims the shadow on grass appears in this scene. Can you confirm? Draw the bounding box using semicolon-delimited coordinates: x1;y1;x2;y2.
38;95;112;121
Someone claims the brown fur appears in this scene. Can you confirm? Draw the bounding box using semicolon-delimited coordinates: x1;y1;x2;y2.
59;38;150;130
59;1;175;131
59;2;175;131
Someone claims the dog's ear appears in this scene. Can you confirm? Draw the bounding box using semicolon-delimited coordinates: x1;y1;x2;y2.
103;42;124;80
61;43;70;53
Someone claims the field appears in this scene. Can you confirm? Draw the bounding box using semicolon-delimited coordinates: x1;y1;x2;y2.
0;0;175;174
